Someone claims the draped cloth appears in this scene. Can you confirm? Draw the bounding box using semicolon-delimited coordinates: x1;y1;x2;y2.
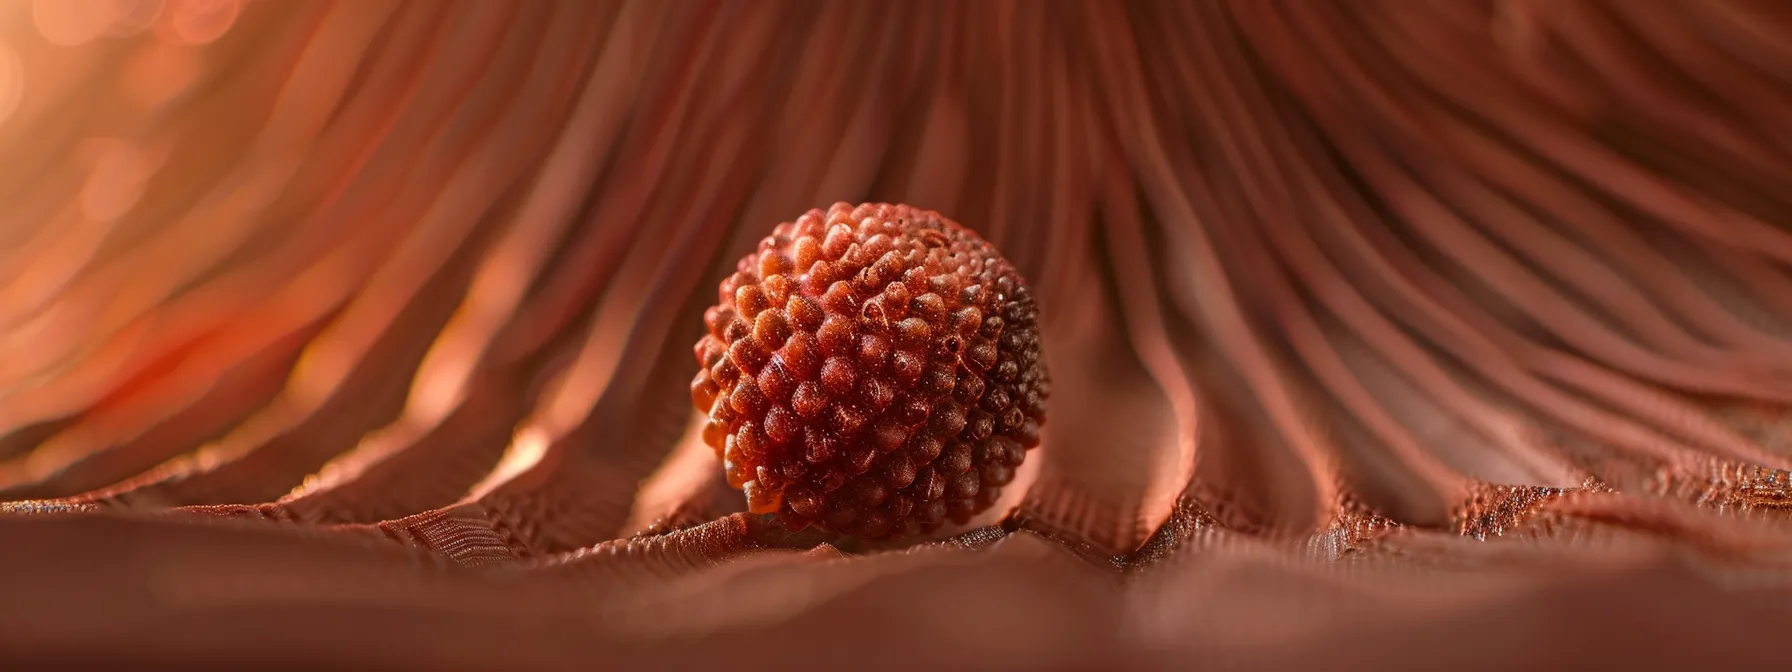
2;0;1791;667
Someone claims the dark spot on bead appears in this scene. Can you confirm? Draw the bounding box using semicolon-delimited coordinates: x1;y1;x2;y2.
937;336;963;359
882;283;911;317
890;350;925;386
961;285;988;308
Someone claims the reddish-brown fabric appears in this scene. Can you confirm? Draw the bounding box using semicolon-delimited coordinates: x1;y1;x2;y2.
3;0;1792;668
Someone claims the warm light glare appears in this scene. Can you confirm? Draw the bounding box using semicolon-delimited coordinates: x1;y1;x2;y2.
0;42;20;128
466;425;550;500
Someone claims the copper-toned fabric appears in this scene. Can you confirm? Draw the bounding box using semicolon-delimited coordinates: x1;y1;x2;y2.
3;0;1792;668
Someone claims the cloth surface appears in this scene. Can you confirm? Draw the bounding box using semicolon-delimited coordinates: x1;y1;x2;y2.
2;0;1792;668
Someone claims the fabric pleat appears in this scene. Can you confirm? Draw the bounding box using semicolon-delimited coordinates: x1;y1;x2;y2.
3;0;1792;667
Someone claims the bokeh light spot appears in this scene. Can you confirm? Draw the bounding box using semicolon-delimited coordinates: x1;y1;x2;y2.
79;138;152;223
165;0;241;46
32;0;103;47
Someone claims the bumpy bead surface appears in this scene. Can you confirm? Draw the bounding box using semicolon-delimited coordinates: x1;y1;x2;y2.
691;203;1049;538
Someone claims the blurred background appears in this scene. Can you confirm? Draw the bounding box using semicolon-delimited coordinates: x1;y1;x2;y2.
2;0;1792;668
